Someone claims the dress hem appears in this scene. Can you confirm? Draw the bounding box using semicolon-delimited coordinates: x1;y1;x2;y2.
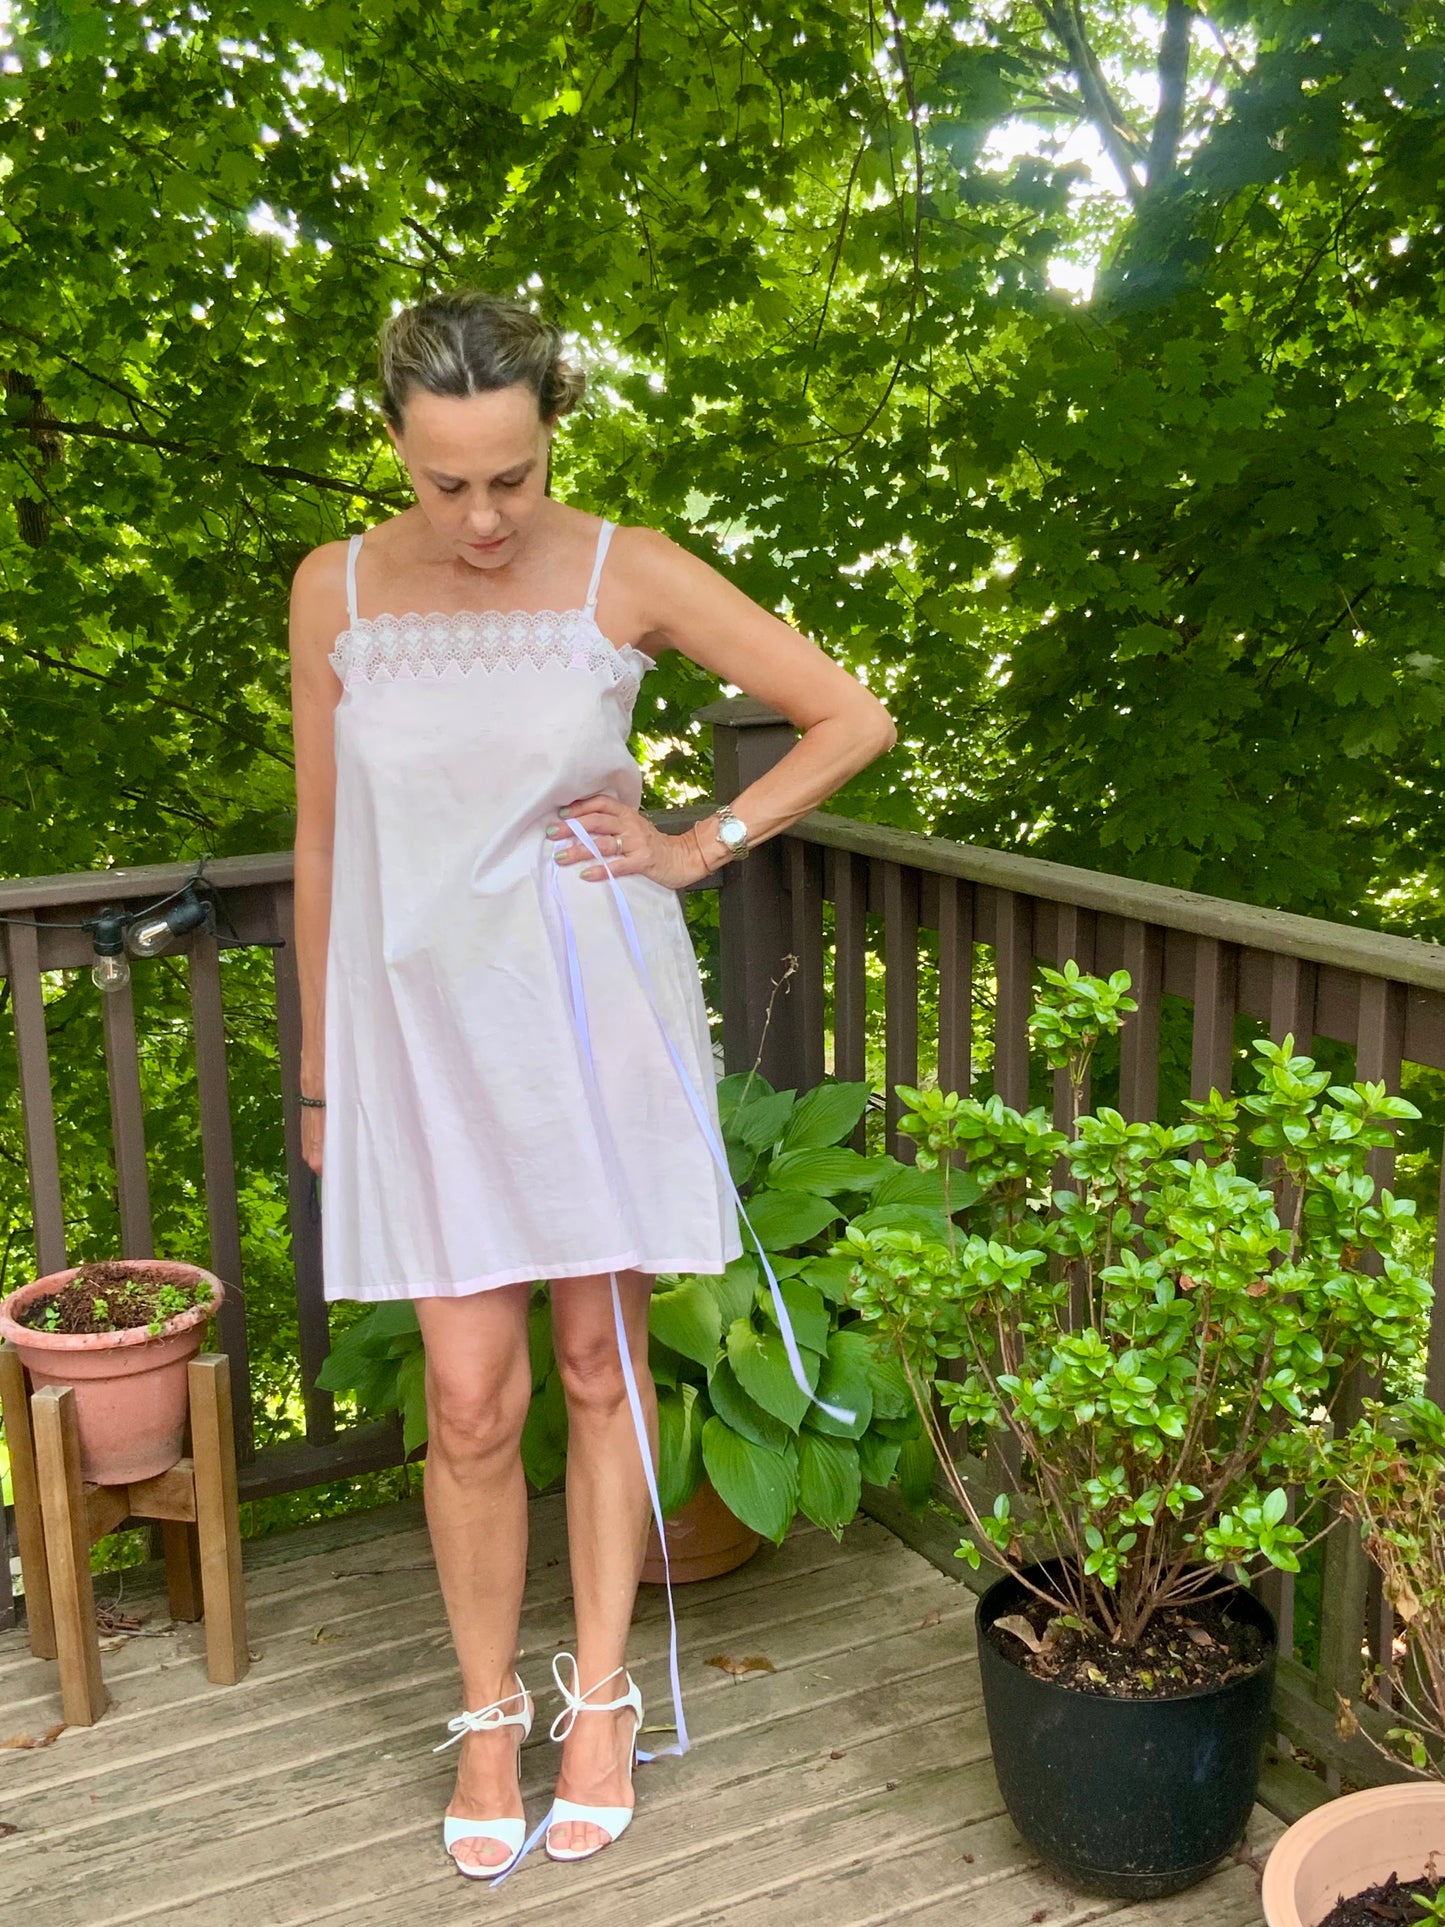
322;1243;746;1303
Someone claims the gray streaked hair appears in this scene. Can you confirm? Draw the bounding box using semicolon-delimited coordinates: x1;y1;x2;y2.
377;290;585;431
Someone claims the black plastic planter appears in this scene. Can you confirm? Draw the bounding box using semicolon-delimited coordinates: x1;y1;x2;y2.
976;1563;1277;1899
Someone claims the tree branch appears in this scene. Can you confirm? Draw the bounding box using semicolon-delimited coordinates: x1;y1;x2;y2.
1036;0;1147;204
1146;0;1193;190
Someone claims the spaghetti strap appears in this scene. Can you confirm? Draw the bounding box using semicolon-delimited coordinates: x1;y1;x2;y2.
583;519;614;612
345;532;363;628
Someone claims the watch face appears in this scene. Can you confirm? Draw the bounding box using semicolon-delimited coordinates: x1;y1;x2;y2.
717;817;747;849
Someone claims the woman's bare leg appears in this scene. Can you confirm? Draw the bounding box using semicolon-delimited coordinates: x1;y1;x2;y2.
415;1283;534;1870
548;1268;655;1854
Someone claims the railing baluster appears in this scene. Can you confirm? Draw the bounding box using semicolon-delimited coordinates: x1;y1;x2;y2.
1254;956;1317;1660
992;890;1032;1110
272;882;334;1445
936;877;974;1100
786;838;827;1092
881;862;920;1162
1316;978;1406;1720
188;934;255;1466
100;976;154;1258
1117;921;1163;1122
1052;905;1096;1131
828;848;869;1151
1428;1123;1445;1405
1190;936;1239;1103
4;920;67;1276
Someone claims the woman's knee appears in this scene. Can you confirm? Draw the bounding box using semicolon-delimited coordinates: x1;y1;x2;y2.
426;1357;531;1464
553;1325;633;1419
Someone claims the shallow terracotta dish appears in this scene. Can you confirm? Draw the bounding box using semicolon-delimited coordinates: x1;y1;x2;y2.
1262;1783;1445;1927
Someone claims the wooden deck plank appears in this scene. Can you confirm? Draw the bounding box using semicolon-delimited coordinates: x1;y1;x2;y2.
3;1580;973;1855
0;1494;1280;1927
0;1522;947;1756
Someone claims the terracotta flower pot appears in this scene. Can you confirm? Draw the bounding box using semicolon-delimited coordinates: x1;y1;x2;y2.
0;1261;227;1485
639;1476;760;1585
1262;1783;1445;1927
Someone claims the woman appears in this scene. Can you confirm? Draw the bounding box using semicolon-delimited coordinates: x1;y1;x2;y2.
287;289;895;1883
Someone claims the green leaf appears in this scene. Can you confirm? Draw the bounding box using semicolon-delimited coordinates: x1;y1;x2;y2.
657;1383;706;1517
701;1419;798;1544
706;1355;791;1450
804;1329;874;1438
648;1277;722;1367
797;1433;862;1536
397;1346;429;1459
741;1190;841;1251
866;1346;917;1423
897;1432;936;1511
521;1373;568;1492
727;1318;818;1431
766;1146;880;1196
799;1255;858;1303
778;1081;871;1151
527;1300;554;1391
849;1203;952;1240
858;1432;901;1487
757;1275;830;1354
734;1089;798;1150
711;1256;760;1329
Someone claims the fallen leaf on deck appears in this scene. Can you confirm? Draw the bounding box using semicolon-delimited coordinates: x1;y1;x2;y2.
918;1608;941;1630
310;1625;344;1643
94;1603;145;1636
0;1823;18;1837
705;1653;775;1680
829;1749;846;1760
98;1636;131;1653
1;1723;64;1751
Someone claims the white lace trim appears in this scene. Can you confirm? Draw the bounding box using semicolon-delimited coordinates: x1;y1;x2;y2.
328;609;653;689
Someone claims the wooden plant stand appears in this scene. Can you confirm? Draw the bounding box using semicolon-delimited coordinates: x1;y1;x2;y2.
0;1346;248;1725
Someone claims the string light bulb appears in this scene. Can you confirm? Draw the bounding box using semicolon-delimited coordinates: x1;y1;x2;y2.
89;907;131;993
124;882;215;958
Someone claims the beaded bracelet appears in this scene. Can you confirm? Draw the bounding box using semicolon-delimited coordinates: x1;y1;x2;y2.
298;1093;326;1108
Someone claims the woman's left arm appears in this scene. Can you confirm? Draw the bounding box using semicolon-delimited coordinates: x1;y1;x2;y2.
552;526;897;886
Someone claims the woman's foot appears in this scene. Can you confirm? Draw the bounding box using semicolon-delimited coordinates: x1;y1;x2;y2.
445;1690;532;1871
548;1698;637;1855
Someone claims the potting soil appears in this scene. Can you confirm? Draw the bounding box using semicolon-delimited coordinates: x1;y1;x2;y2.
987;1585;1270;1697
16;1261;194;1335
1316;1870;1445;1927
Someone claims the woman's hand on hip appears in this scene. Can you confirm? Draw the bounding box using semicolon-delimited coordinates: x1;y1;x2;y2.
545;795;712;891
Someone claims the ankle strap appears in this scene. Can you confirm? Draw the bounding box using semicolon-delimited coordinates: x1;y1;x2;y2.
548;1653;638;1742
433;1672;531;1752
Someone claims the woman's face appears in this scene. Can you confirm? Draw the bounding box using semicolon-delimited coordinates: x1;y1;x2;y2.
386;381;557;569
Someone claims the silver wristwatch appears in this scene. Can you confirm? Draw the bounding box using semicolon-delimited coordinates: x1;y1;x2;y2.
712;803;750;862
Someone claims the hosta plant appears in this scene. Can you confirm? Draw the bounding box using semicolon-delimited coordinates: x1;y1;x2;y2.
317;1072;955;1541
834;961;1432;1647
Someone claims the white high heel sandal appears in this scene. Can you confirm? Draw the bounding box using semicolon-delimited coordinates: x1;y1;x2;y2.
433;1672;533;1879
543;1652;644;1863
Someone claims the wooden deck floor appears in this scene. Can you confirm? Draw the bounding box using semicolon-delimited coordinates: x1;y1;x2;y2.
0;1493;1278;1926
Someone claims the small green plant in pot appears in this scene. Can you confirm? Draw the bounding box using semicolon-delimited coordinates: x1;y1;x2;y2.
316;1073;950;1563
1262;1399;1445;1927
0;1258;227;1485
834;962;1432;1899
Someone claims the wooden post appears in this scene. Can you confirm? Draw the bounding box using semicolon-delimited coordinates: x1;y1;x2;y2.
189;1355;249;1685
30;1386;108;1725
694;696;802;1087
0;1341;56;1658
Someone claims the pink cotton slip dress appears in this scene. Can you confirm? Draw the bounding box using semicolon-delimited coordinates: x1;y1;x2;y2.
320;514;743;1302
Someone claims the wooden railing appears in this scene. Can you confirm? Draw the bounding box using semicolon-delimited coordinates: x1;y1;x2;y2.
2;695;1443;1796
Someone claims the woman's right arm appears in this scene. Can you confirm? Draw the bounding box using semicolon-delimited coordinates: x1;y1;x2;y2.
288;544;346;1175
